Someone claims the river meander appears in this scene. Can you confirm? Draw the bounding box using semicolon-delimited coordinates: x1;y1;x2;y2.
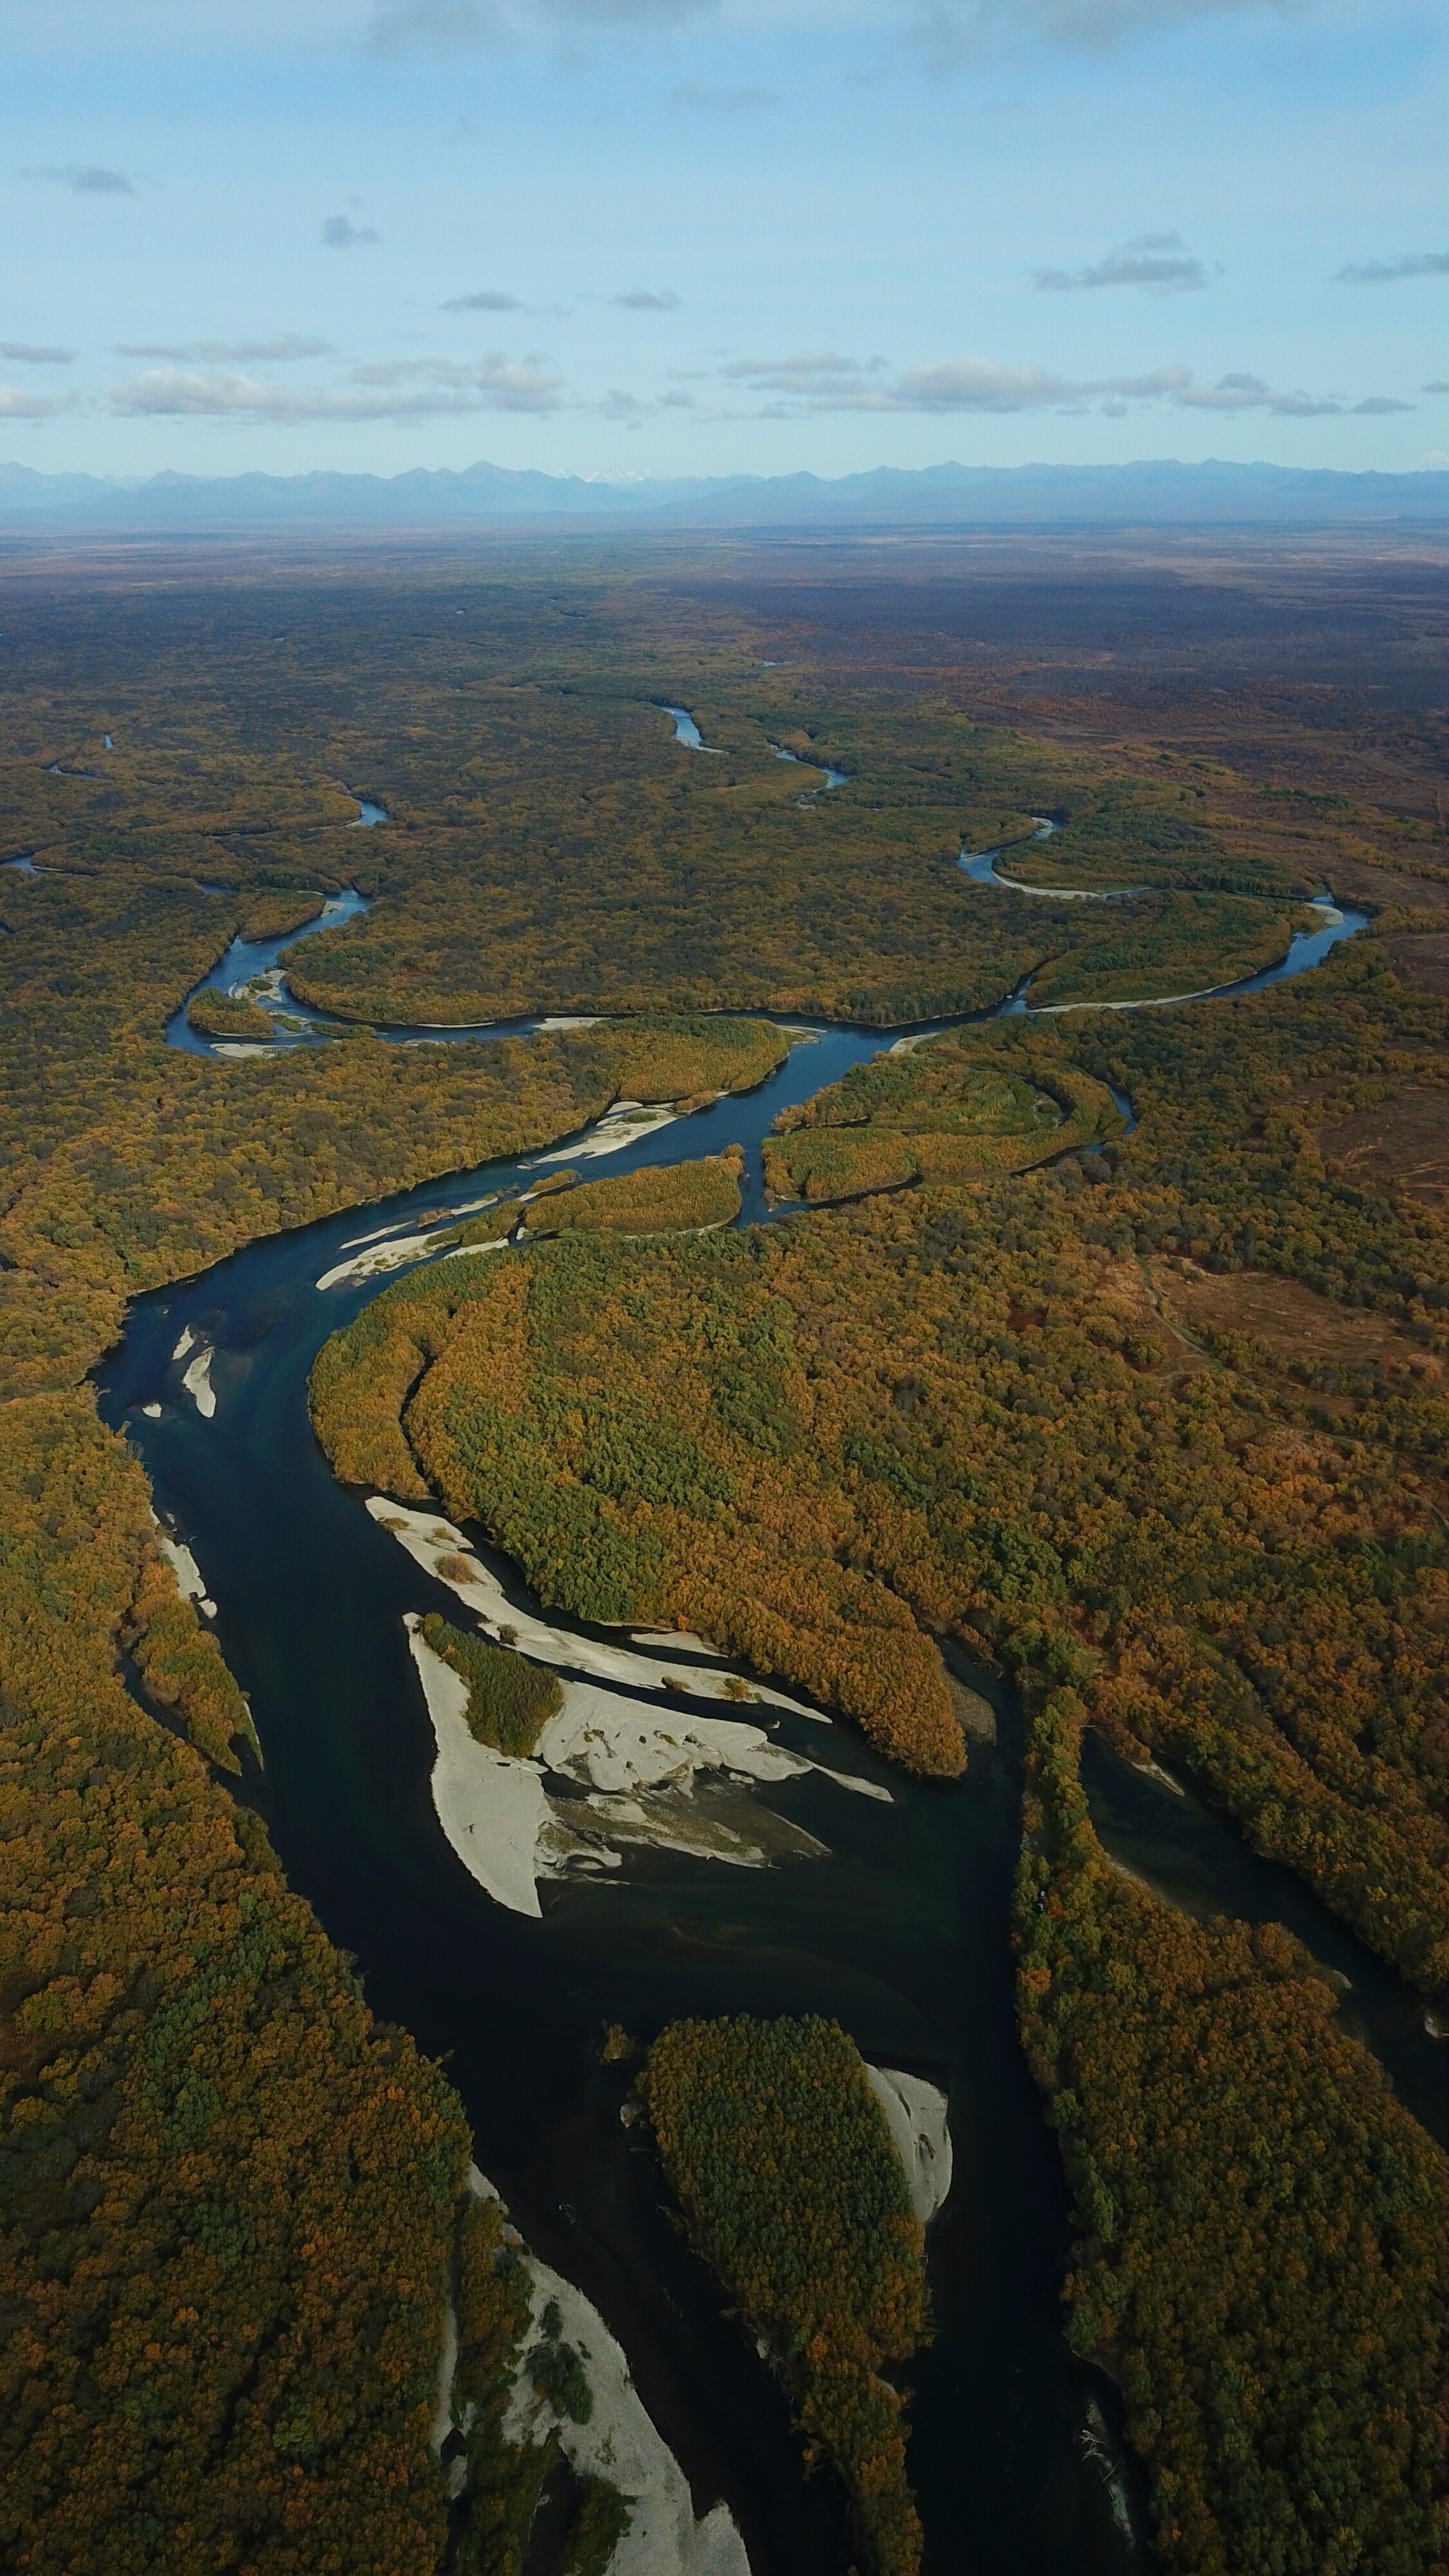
102;884;1438;2576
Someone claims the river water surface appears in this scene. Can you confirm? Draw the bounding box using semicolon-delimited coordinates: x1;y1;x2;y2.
100;871;1439;2576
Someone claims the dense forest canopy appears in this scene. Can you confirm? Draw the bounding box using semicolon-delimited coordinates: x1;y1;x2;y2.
642;2016;930;2576
311;936;1448;2570
1;538;1444;2575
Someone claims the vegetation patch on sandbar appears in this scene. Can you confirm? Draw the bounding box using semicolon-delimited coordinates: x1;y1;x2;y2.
420;1610;563;1755
523;1151;743;1239
642;2012;930;2576
185;988;277;1044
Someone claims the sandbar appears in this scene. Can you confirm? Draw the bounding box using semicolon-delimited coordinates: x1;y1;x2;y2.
532;1102;679;1167
536;1677;814;1798
498;2237;749;2576
316;1230;445;1290
181;1349;216;1419
369;1500;824;1719
405;1618;549;1918
151;1514;217;1619
865;2066;953;2223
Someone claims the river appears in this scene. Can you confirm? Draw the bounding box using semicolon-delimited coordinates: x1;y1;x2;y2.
106;770;1436;2575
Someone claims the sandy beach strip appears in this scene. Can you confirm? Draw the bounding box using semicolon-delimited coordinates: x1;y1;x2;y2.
495;2226;750;2576
405;1617;550;1918
369;1501;825;1718
865;2066;953;2222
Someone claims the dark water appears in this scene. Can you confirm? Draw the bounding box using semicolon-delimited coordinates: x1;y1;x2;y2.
98;1035;1150;2576
100;896;1417;2575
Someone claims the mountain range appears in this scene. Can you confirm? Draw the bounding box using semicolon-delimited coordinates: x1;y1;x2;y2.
0;456;1444;532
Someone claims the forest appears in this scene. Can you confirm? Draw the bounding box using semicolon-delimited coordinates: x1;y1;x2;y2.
1;538;1444;2574
0;1392;471;2572
311;930;1448;2569
763;1033;1124;1201
642;2015;929;2576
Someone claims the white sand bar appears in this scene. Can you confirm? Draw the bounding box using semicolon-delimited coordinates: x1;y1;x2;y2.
531;1102;679;1166
151;1515;217;1619
171;1325;196;1361
406;1619;548;1918
316;1230;446;1291
501;2246;750;2576
631;1629;724;1656
369;1501;824;1719
181;1349;216;1419
865;2067;952;2223
536;1679;814;1798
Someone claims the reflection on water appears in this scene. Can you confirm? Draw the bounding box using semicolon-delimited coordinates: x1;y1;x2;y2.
662;704;725;754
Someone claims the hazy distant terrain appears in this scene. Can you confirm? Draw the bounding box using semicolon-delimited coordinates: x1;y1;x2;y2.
1;456;1445;534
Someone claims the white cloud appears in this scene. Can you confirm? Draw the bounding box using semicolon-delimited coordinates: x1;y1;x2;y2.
720;350;889;397
1035;233;1213;291
113;335;332;362
720;350;1409;417
0;341;74;364
1335;252;1449;285
110;351;565;420
362;0;499;52
441;289;524;311
0;383;78;417
904;0;1296;63
362;0;714;47
669;81;783;108
611;289;681;310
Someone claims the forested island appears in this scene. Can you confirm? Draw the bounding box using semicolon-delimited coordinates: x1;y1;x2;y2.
1;532;1443;2576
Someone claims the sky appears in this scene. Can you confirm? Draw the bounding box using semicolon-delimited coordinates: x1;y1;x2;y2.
3;0;1446;483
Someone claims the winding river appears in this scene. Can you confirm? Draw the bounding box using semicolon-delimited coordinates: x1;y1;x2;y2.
110;744;1438;2575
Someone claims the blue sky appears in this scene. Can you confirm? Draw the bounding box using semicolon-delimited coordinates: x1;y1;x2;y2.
4;0;1445;480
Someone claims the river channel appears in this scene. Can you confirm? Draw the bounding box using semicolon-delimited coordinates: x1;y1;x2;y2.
101;787;1437;2575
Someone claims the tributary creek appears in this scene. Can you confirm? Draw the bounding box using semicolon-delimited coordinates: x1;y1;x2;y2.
103;864;1438;2576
